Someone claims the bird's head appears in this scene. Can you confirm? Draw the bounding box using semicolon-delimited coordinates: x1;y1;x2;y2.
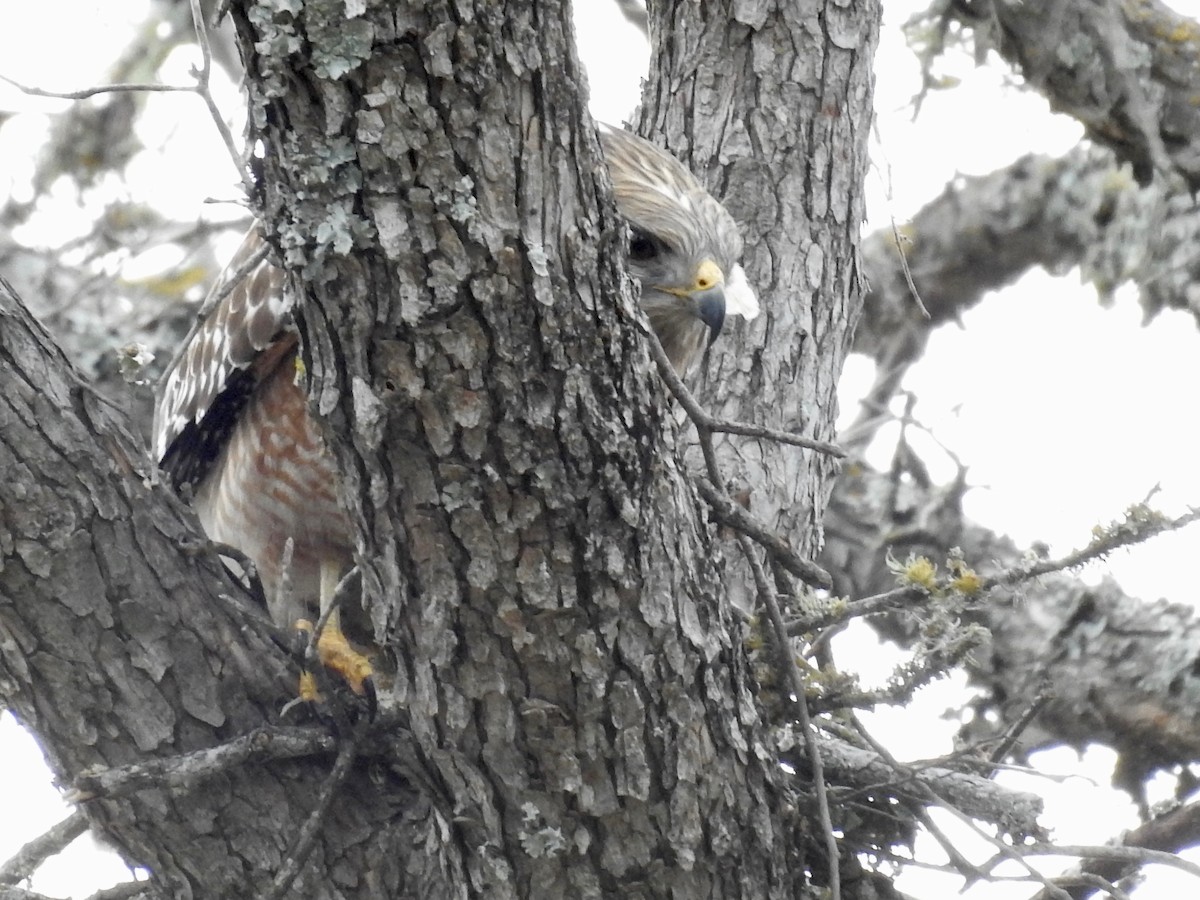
598;124;759;372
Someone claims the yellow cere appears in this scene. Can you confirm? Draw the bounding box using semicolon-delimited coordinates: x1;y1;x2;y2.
692;258;724;291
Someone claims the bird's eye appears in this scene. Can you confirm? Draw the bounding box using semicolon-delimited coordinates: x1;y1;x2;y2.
628;229;660;262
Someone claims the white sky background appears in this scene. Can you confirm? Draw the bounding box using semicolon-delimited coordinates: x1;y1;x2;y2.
2;0;1200;896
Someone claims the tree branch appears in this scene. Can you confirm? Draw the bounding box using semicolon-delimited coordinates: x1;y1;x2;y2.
1028;801;1200;899
0;271;422;895
941;0;1200;189
694;477;832;588
823;460;1200;798
793;735;1045;839
853;144;1200;447
0;812;88;887
68;727;336;803
265;735;361;900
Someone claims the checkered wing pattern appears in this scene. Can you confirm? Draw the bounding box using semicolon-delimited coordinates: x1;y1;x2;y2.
154;230;291;493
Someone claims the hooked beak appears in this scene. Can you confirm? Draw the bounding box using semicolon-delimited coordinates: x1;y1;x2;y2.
693;285;726;345
659;258;727;345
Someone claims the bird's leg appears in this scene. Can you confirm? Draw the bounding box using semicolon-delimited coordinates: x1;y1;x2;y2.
294;560;376;718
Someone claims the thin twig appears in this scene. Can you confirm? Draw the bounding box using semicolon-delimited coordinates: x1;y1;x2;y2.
851;716;1070;897
752;550;840;900
187;0;253;197
0;72;196;100
888;216;931;320
0;811;88;885
910;802;986;884
1016;843;1200;880
304;567;362;668
645;327;844;457
1044;874;1132;900
193;223;271;322
179;536;265;606
791;504;1200;634
265;735;362;900
796;736;1043;835
644;326;834;589
695;478;831;588
995;506;1200;586
293;565;364;726
1;0;252;200
1029;800;1200;900
988;681;1053;766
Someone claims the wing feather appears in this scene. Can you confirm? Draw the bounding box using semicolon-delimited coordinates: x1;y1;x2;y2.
153;229;291;490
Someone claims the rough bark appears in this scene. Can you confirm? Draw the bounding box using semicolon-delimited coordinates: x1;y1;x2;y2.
16;0;1200;895
944;0;1200;189
823;462;1200;805
636;1;878;612
225;0;857;896
850;144;1200;442
0;277;447;898
2;0;889;894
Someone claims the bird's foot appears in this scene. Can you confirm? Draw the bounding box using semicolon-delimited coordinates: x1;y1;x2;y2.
285;617;377;721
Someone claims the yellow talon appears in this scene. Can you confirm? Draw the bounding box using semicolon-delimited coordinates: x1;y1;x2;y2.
317;619;372;697
284;563;378;719
298;669;321;704
293;615;377;718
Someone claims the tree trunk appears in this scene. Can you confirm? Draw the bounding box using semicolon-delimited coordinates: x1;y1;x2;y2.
0;1;876;898
635;1;877;616
1;277;430;898
228;0;879;893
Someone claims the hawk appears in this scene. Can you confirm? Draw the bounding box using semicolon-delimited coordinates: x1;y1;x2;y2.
154;125;758;706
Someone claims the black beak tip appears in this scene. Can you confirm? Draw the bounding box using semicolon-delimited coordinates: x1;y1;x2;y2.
697;293;726;345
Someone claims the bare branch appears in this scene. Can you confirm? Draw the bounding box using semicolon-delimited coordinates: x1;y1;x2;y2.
1016;842;1200;882
646;327;844;457
265;735;361;900
186;0;253;197
802;502;1200;632
987;682;1054;766
0;0;251;200
763;556;841;898
992;506;1200;587
798;736;1045;838
0;812;88;886
68;727;336;803
0;73;198;100
1027;801;1200;900
848;717;1068;896
694;477;832;588
887;215;930;320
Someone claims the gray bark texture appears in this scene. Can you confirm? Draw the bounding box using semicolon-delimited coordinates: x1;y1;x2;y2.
8;0;1200;895
951;0;1200;189
826;1;1200;806
824;465;1200;801
0;277;433;897
637;0;875;613
1;0;882;897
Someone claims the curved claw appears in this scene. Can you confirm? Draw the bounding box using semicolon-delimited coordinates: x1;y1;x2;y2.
361;674;378;722
292;620;314;659
288;617;376;718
